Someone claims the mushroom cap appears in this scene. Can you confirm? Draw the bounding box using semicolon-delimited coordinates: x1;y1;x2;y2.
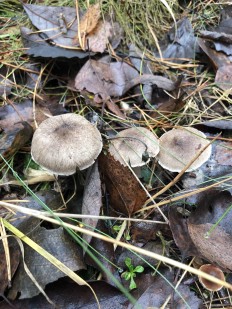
31;113;103;175
199;264;225;291
109;127;160;167
158;127;212;172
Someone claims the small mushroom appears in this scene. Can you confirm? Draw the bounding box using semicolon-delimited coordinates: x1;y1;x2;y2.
109;127;159;167
199;264;225;292
158;127;212;172
31;113;103;175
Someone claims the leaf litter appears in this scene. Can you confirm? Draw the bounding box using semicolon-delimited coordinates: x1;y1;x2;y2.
1;0;232;308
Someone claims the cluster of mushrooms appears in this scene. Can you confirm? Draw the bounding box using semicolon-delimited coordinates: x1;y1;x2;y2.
31;114;224;291
31;113;212;176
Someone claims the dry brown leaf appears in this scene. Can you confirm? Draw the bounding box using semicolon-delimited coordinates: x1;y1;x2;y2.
74;3;101;46
187;190;232;271
98;153;147;216
188;222;232;271
79;3;101;37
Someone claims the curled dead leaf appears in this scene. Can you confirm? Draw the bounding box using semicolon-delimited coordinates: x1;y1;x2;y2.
98;153;147;216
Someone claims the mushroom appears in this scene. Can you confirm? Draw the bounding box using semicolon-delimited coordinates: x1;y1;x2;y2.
158;127;212;172
31;113;103;175
199;264;225;292
109;127;159;167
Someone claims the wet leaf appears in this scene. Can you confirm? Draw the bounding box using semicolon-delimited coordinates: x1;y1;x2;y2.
8;227;85;299
188;190;232;271
1;280;127;309
82;162;102;247
75;58;175;104
98;153;147;216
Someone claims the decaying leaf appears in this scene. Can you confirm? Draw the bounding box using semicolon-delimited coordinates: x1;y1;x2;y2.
149;93;185;118
8;227;85;299
21;27;92;59
87;21;113;53
170;190;232;271
197;38;230;70
188;222;232;271
154;18;199;63
82;162;102;247
1;279;127;309
98;153;147;215
129;270;202;309
130;221;160;243
85;220;116;286
22;4;122;54
117;241;163;269
75;58;175;104
188;190;232;271
5;192;86;299
0;122;33;165
169;206;199;257
0;100;34;132
23;4;77;46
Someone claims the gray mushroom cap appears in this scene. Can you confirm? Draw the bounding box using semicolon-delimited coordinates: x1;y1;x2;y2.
31;113;103;175
109;127;160;167
158;127;212;172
